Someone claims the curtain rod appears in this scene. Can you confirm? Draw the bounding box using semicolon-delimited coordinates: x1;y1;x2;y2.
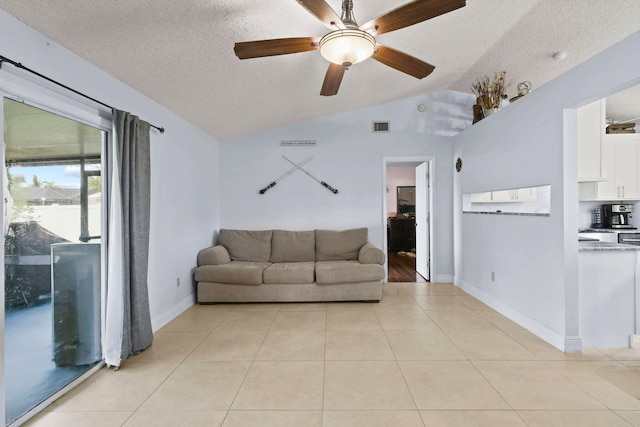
0;55;165;133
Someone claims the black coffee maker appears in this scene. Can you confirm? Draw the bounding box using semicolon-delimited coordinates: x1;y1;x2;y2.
602;204;634;229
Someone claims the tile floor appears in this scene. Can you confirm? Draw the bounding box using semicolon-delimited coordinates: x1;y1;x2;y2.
24;282;640;427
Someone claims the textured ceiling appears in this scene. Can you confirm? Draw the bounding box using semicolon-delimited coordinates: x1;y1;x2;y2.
0;0;639;140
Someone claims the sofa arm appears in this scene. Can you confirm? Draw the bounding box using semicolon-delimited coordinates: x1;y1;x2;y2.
197;245;231;266
358;242;386;265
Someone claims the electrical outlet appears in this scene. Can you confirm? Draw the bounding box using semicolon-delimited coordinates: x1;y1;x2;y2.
491;272;495;282
176;277;181;287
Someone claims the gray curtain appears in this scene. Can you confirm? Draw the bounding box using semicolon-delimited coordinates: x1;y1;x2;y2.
113;110;153;359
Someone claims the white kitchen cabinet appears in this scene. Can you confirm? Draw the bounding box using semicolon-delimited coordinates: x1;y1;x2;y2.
580;134;640;201
490;188;537;202
577;99;605;181
490;190;512;202
515;187;538;201
614;140;640;199
470;192;492;202
470;187;538;203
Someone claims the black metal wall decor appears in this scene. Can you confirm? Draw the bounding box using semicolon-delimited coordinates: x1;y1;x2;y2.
456;157;462;172
259;155;339;194
259;156;313;194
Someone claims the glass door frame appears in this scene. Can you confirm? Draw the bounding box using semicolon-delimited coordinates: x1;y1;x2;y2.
0;65;112;426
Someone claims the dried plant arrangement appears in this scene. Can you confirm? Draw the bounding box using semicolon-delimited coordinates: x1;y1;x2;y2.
471;71;509;110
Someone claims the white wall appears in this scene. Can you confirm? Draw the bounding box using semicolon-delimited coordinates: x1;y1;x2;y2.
453;31;640;350
0;9;221;331
219;91;472;281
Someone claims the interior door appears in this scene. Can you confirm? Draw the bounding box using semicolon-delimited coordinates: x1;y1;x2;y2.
415;162;430;280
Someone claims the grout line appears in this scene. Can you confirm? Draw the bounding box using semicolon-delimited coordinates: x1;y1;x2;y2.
124;306;245;422
21;284;640;425
322;308;327;415
373;307;422;415
223;305;280;414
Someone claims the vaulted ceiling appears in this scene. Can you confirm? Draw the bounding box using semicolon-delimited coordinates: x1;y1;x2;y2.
0;0;639;140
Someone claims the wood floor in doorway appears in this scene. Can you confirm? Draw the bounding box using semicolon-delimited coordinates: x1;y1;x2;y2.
387;253;428;283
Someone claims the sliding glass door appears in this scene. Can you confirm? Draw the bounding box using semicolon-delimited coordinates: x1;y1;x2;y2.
3;97;106;425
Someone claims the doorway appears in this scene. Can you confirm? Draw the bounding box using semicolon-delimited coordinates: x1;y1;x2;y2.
384;158;434;282
3;97;105;425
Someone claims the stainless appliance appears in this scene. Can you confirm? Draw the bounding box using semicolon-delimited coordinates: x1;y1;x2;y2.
602;204;635;229
618;233;640;246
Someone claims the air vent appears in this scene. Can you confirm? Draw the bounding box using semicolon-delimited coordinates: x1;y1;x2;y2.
372;121;390;133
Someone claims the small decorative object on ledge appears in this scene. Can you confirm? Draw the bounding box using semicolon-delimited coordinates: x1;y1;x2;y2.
471;71;510;122
455;157;462;172
510;81;532;103
472;105;484;124
607;122;636;134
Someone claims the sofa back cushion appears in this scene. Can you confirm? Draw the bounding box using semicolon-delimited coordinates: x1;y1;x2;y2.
271;230;315;262
315;228;368;261
219;229;272;262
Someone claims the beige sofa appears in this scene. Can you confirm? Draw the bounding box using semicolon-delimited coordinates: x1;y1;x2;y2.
195;228;385;303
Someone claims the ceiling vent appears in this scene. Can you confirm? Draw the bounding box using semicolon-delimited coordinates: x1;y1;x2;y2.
372;121;390;133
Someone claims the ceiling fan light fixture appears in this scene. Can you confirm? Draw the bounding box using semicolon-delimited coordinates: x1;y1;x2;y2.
319;29;375;66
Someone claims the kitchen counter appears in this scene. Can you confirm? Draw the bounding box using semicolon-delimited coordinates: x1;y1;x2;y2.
580;228;638;232
579;241;640;251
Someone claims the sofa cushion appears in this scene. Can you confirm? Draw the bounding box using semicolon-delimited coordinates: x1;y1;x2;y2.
194;261;270;285
219;229;272;262
263;262;315;284
315;228;368;261
271;230;315;262
315;260;385;284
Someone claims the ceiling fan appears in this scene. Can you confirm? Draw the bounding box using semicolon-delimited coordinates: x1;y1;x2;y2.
233;0;466;96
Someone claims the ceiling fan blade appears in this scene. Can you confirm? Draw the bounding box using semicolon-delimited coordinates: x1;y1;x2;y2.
361;0;466;36
372;44;435;79
234;37;320;59
320;63;346;96
295;0;345;29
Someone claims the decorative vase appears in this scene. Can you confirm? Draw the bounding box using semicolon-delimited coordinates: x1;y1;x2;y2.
482;107;499;117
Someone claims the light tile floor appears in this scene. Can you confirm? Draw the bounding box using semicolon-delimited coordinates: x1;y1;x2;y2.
25;282;640;427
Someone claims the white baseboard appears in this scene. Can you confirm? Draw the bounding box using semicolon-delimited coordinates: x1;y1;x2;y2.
564;336;583;353
435;274;454;283
151;293;196;332
454;276;573;352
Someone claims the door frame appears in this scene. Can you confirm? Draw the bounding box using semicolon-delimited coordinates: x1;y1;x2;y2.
383;156;436;282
